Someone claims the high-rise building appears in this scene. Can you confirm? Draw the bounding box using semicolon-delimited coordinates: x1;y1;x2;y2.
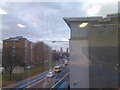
64;13;119;88
66;47;69;53
2;36;33;67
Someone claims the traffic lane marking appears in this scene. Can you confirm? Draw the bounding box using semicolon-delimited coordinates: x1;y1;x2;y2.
25;77;47;88
50;72;69;89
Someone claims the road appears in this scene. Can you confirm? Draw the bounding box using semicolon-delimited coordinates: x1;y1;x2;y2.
3;71;48;89
24;66;69;89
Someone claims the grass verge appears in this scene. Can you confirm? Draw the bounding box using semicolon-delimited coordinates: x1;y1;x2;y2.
2;63;49;87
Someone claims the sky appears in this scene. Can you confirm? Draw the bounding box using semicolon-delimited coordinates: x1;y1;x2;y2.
0;0;119;51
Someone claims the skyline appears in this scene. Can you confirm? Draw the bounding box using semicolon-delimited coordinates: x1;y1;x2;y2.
0;1;118;50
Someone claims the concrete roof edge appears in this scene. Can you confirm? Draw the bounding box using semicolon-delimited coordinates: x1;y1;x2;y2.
63;18;71;29
63;13;119;28
63;13;119;21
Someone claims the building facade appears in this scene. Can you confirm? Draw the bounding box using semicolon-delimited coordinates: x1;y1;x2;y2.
2;36;52;69
32;42;52;65
2;36;32;67
32;42;44;64
64;13;119;88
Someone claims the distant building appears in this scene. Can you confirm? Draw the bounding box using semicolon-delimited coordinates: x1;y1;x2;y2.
43;43;52;63
32;42;52;65
52;50;61;61
32;42;44;64
66;47;69;53
64;13;119;88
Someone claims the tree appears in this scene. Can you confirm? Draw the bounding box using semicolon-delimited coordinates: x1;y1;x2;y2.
2;48;24;80
52;50;60;61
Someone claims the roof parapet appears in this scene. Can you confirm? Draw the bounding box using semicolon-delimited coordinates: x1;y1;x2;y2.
63;13;119;28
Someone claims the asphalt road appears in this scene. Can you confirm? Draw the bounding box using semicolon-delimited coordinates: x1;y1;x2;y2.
24;66;69;89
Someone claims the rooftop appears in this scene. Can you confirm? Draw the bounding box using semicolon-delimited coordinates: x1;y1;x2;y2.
63;13;119;28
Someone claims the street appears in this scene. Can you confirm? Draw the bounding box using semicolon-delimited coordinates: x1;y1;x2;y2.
23;66;69;89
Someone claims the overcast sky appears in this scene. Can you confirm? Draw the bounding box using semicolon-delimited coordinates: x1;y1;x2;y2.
0;0;118;50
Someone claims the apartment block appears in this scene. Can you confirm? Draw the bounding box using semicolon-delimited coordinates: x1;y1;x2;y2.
2;36;52;69
2;36;32;67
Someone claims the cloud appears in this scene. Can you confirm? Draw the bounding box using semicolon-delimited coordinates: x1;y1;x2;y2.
1;2;118;50
82;1;118;17
87;5;101;16
44;8;60;16
17;24;26;28
98;2;118;16
0;8;7;15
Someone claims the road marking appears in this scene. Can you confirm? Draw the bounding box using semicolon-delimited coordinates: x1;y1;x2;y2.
25;77;47;88
50;72;69;89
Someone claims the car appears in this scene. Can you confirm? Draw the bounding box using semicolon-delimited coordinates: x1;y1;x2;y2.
64;60;68;66
25;66;31;69
60;64;66;68
0;67;4;73
54;65;62;73
47;71;55;78
25;65;33;70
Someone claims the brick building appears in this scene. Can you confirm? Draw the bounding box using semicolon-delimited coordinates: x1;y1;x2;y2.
32;42;52;65
2;36;33;67
32;42;43;64
2;36;52;69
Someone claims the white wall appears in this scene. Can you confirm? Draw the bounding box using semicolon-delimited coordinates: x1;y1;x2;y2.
69;39;89;88
70;22;88;39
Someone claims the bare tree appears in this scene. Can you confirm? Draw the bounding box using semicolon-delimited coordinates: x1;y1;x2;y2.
2;48;24;80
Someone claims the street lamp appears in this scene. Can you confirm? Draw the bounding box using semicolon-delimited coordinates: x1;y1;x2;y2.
39;40;56;71
40;40;69;69
52;40;69;43
51;40;69;65
42;41;53;72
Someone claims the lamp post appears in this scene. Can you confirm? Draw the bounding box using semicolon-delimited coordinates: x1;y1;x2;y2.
52;40;69;65
42;41;52;72
40;40;69;70
40;40;54;71
52;40;69;43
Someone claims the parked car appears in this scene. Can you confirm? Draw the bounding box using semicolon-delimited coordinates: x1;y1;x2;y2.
25;65;32;69
47;71;55;78
0;66;4;73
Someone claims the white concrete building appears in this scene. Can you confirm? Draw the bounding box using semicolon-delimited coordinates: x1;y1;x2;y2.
64;13;119;88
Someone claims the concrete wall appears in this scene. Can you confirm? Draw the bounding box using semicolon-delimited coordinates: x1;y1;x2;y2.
70;22;88;39
89;27;118;88
65;14;119;88
69;39;89;88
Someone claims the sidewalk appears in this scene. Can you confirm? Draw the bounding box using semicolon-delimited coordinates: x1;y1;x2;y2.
3;71;48;88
